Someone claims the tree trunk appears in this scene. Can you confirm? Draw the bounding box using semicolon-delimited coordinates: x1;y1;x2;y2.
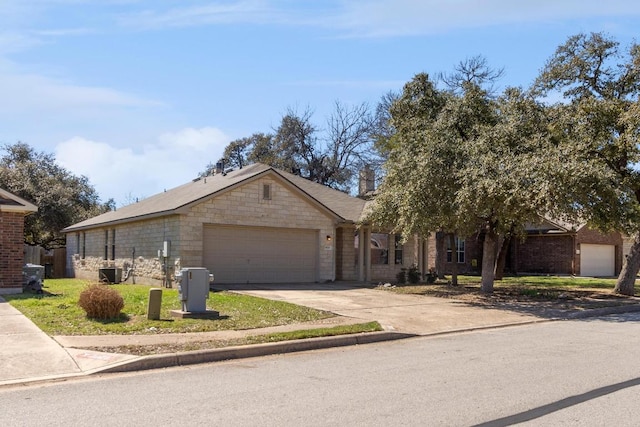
448;233;458;286
435;231;446;279
481;226;498;294
615;231;640;296
494;234;511;281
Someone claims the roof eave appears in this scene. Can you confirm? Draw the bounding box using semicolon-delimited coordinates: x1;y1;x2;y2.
63;210;181;233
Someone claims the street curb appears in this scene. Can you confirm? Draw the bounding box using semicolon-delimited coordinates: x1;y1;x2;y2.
85;303;640;375
564;303;640;319
92;331;416;374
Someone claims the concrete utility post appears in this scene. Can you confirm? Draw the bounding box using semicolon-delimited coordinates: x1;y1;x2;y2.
147;288;162;320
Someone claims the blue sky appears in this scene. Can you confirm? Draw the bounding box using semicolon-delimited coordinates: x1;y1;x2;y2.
1;1;639;206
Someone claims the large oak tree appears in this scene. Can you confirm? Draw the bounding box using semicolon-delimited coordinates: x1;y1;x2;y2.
0;142;112;249
367;72;559;293
533;32;640;295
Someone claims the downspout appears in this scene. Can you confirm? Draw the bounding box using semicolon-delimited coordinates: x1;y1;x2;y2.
572;233;577;276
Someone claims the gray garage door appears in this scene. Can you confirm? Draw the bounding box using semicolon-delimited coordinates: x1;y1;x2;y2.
580;244;615;277
203;225;319;283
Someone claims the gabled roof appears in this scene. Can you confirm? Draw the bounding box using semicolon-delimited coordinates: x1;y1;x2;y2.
0;188;37;214
64;163;367;232
525;216;583;234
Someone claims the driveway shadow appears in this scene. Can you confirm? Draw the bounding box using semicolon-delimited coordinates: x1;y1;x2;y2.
216;281;376;292
450;294;640;322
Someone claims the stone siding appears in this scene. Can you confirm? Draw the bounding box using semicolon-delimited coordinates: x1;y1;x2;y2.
337;225;421;283
184;176;336;281
67;216;181;286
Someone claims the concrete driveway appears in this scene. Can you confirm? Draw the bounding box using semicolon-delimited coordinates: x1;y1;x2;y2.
219;282;541;335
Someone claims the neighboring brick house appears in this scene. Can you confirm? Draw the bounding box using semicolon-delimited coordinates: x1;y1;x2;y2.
431;218;623;277
64;164;425;286
0;188;38;294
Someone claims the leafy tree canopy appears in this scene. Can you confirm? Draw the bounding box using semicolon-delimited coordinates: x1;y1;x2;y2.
367;69;559;293
532;32;640;295
0;142;113;249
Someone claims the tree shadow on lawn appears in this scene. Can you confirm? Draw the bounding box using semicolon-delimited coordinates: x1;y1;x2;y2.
88;313;231;325
217;281;376;292
2;288;62;301
392;283;640;320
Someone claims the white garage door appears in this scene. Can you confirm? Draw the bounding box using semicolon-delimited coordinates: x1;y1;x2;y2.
580;244;615;277
203;225;319;284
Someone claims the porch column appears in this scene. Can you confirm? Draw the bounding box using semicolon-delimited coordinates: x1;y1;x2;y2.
417;236;425;276
358;229;366;281
364;227;372;282
423;237;429;273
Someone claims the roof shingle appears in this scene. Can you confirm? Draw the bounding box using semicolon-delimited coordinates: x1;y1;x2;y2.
64;163;367;231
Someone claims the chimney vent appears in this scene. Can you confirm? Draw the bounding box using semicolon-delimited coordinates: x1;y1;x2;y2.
215;161;225;175
358;165;375;197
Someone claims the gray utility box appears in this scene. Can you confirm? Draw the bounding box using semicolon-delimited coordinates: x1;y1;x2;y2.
175;267;210;312
99;267;122;284
23;264;45;283
22;264;45;291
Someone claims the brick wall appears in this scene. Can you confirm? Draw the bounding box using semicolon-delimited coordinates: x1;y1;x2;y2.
426;233;482;275
515;235;574;275
0;211;26;294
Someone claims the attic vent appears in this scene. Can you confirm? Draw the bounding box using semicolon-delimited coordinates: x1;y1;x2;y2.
263;184;271;200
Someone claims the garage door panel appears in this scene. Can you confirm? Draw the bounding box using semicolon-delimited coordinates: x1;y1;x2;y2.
580;244;615;277
203;225;319;283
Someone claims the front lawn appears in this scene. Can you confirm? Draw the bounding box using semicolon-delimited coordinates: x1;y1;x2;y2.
4;279;336;336
384;275;639;311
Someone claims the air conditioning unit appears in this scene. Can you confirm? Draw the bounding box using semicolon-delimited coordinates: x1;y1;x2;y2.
99;267;122;284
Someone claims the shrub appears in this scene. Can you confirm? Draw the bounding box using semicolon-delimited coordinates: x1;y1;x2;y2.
396;269;406;284
425;268;437;284
78;284;124;320
407;264;421;284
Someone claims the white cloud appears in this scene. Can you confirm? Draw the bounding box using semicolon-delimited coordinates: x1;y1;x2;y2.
334;0;640;37
0;62;164;116
118;0;283;29
114;0;640;36
55;127;229;205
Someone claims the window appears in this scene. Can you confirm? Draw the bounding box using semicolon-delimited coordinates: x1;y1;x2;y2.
111;229;116;260
82;232;86;259
263;184;271;200
446;237;465;263
371;233;389;265
76;233;80;255
104;230;109;260
354;232;390;265
394;235;403;265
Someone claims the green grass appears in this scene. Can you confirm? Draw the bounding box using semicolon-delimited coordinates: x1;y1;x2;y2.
5;279;334;336
387;275;640;300
86;321;383;356
454;275;621;290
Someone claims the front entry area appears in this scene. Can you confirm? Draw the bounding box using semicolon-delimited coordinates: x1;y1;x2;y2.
203;224;319;284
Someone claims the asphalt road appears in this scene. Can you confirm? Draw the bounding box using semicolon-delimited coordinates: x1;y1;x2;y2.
3;313;640;426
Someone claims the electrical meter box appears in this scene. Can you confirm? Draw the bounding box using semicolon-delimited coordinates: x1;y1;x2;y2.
174;267;210;312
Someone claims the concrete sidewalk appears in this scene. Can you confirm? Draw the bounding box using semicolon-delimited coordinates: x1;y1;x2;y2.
3;284;640;386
